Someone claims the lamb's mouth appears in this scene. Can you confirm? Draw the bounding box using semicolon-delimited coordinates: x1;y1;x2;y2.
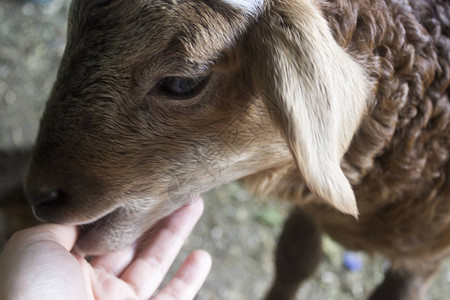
75;207;135;255
73;201;180;255
78;214;110;237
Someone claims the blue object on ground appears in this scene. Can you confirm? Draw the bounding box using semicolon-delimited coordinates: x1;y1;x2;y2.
343;251;364;271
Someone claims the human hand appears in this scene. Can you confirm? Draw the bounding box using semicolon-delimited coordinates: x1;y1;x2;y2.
0;198;211;300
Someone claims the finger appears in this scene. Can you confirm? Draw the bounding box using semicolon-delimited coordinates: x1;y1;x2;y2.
153;250;212;300
10;223;79;252
77;253;137;300
1;224;86;300
83;257;138;300
75;254;96;300
90;244;136;276
120;198;204;299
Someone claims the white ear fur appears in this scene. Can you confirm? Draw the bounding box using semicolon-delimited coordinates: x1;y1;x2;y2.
248;1;368;216
220;0;264;15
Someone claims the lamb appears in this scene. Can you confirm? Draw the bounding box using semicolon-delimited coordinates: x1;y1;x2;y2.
23;0;449;299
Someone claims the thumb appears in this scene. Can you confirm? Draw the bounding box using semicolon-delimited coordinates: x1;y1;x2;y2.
22;223;79;251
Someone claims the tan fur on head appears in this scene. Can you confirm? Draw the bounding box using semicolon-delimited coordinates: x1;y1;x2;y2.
24;0;292;253
246;0;368;216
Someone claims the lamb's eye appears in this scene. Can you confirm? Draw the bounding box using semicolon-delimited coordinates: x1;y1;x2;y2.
158;76;209;99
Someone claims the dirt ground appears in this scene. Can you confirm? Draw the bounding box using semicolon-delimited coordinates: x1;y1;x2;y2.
0;1;449;299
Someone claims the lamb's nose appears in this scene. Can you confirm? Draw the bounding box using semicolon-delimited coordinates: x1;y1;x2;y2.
25;189;68;222
26;189;64;208
24;188;73;222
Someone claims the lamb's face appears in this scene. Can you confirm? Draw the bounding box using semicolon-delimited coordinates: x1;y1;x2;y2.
24;0;289;254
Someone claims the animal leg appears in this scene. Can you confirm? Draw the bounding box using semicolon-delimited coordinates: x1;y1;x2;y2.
265;208;322;300
369;264;439;300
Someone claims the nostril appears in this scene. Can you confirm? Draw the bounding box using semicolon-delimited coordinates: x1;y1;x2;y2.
26;189;65;207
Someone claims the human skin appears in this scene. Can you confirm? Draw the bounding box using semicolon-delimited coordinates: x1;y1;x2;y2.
0;199;211;300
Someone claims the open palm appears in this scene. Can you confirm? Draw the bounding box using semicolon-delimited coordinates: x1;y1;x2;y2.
0;199;211;300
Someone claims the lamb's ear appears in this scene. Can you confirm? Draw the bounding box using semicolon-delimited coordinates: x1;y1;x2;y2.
246;1;368;217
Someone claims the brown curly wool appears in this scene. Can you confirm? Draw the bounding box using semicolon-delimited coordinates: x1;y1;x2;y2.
246;0;449;283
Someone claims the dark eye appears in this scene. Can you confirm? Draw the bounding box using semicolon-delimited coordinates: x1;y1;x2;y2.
157;76;209;99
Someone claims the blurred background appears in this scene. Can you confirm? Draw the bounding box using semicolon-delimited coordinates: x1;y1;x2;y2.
0;1;449;299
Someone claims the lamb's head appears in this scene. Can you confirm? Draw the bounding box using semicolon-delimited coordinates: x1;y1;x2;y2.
24;0;368;254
